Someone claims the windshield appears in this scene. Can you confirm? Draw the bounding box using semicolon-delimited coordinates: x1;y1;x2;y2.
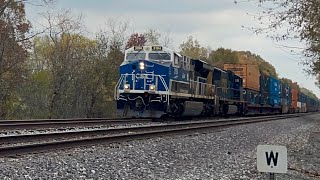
126;53;146;60
149;53;171;61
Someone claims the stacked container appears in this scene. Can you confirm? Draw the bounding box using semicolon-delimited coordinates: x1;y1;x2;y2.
291;90;298;109
280;82;292;113
281;82;292;105
280;82;287;105
298;92;302;112
298;92;307;112
223;64;260;91
269;76;280;106
291;90;298;112
291;82;299;112
260;73;270;105
224;64;260;105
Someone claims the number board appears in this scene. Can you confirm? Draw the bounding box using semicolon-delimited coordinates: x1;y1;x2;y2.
134;46;143;51
152;46;162;51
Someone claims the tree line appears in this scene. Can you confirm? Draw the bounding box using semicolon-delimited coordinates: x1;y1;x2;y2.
0;1;176;119
0;0;319;119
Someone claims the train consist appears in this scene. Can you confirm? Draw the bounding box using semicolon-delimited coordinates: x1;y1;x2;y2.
114;46;320;118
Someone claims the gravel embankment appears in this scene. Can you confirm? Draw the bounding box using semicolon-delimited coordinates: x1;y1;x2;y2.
0;114;319;179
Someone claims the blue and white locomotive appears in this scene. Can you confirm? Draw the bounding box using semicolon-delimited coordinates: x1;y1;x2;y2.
114;45;244;118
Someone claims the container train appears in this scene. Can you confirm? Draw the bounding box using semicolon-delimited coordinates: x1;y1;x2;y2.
114;46;320;118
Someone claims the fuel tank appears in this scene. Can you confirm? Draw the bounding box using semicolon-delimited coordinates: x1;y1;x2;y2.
181;101;204;116
226;105;238;115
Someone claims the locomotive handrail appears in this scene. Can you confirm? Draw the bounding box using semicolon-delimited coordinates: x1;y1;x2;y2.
158;75;169;103
159;75;169;91
216;87;243;100
114;75;125;100
188;80;215;98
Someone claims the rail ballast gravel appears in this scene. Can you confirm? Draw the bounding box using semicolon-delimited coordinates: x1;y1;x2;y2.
0;113;316;157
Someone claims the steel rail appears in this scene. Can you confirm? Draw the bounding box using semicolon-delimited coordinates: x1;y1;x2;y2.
0;118;152;130
0;113;306;144
0;117;153;124
0;113;316;157
0;113;313;130
0;117;130;124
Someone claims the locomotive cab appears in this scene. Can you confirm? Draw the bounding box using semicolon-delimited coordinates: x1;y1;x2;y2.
115;46;176;118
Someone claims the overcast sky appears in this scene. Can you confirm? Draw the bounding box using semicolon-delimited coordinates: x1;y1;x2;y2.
26;0;320;98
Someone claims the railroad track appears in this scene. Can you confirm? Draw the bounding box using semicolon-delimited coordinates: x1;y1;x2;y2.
0;118;152;130
0;113;316;157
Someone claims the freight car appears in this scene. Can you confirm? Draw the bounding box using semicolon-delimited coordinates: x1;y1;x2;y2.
224;64;282;114
115;46;319;118
224;64;320;114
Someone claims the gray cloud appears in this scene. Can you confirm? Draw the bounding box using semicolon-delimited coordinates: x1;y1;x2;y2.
26;1;320;97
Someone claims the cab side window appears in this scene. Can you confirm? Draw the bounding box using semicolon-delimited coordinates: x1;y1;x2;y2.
174;55;179;66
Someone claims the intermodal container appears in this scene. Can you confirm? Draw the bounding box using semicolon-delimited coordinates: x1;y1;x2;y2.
280;84;292;106
292;100;298;109
270;94;281;106
291;84;298;111
280;82;288;105
260;73;270;93
260;94;268;105
269;76;280;96
292;89;298;102
260;73;270;105
301;103;307;112
288;86;292;105
224;64;260;91
283;83;292;100
281;98;288;106
280;82;287;98
298;92;307;103
292;82;299;90
297;101;302;108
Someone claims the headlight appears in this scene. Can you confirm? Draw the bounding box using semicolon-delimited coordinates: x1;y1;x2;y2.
124;84;130;91
149;84;156;91
139;62;145;70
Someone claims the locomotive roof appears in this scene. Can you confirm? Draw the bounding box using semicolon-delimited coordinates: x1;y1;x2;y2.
192;59;226;73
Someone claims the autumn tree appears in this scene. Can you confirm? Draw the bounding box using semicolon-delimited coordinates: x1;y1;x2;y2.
0;0;31;118
125;33;146;49
144;29;160;45
141;29;172;47
207;48;239;68
159;31;173;48
242;0;320;86
11;13;131;119
96;17;134;108
179;36;209;60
